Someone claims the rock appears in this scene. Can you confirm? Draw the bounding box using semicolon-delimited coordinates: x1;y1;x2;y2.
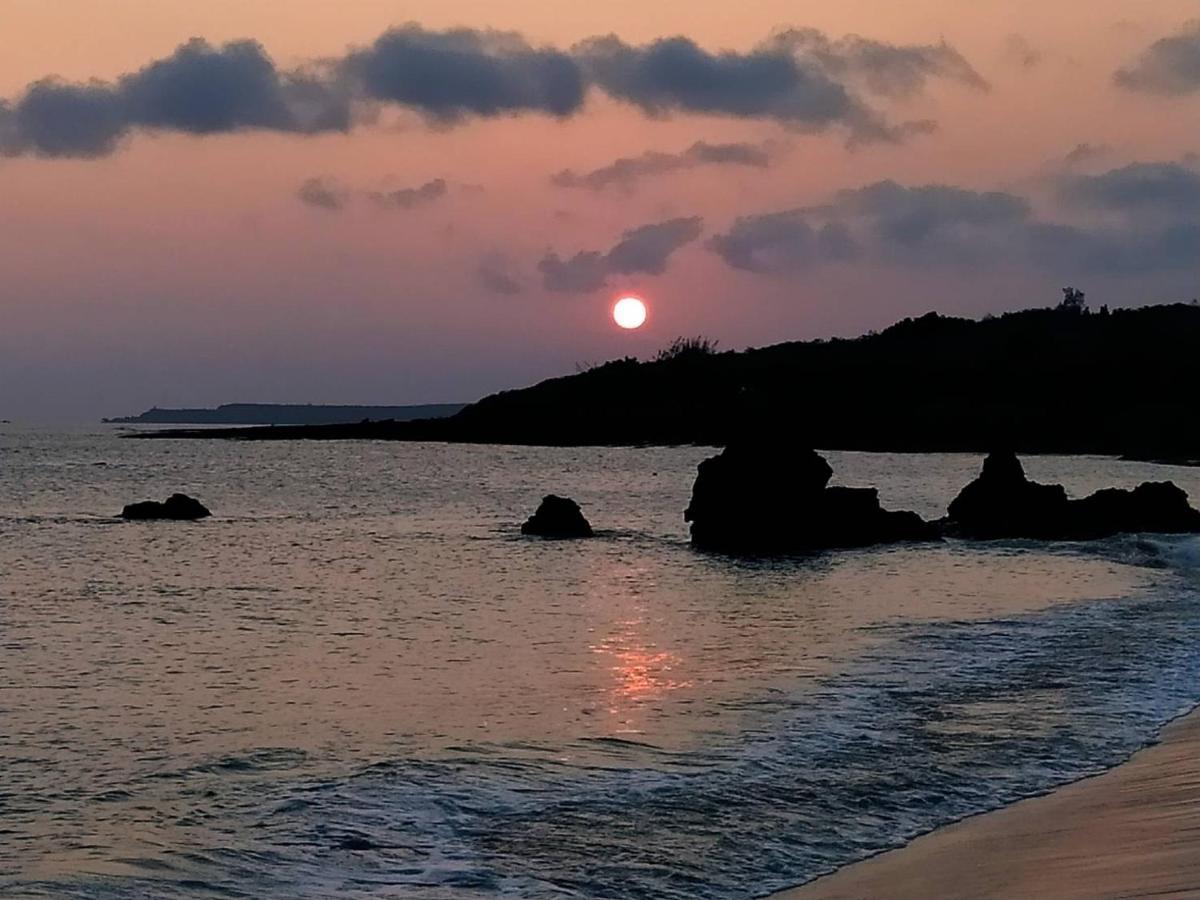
1067;481;1200;538
946;450;1070;538
684;443;939;553
120;493;211;520
948;451;1200;539
521;495;593;538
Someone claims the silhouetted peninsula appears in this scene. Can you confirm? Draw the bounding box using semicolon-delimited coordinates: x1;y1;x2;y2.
105;402;465;426
130;301;1200;462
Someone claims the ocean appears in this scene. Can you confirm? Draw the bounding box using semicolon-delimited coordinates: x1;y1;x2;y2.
2;425;1199;898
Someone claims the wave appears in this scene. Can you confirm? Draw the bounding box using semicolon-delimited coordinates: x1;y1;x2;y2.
20;550;1199;900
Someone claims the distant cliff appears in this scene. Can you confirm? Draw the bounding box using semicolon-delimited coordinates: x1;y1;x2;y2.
130;302;1200;462
106;402;465;425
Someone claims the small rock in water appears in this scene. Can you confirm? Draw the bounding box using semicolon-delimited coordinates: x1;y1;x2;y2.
521;495;593;538
120;493;211;521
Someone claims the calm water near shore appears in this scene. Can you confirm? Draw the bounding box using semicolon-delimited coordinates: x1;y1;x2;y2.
3;426;1200;898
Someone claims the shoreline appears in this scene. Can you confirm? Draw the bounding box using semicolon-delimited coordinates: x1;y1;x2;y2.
116;422;1200;469
774;705;1200;899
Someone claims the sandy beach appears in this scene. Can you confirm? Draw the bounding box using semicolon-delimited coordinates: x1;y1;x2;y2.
777;707;1200;899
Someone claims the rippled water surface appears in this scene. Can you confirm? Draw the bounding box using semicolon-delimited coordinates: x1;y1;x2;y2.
2;426;1199;897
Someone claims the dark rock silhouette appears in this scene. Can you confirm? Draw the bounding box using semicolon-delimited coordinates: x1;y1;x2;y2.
946;450;1070;538
120;493;211;521
948;451;1200;539
684;443;939;553
1072;482;1200;536
521;495;593;538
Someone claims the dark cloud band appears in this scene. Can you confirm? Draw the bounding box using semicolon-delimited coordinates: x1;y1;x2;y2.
343;26;585;123
1;39;350;159
1;24;981;159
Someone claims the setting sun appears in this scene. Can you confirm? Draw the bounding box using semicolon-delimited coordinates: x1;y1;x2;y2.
613;296;647;330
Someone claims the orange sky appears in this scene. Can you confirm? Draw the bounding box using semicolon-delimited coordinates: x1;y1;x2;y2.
2;1;1198;419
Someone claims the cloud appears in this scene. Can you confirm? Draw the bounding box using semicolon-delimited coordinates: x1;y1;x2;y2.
575;34;851;125
3;79;127;158
573;31;973;142
295;175;451;211
1;25;983;158
121;38;350;134
1058;161;1200;213
1115;21;1200;95
766;29;990;98
297;176;350;211
476;256;524;295
1025;220;1200;275
342;25;585;123
709;168;1200;276
0;38;349;159
1001;34;1043;70
368;177;448;210
837;180;1030;240
711;181;1027;271
550;140;774;191
707;212;859;271
1063;142;1110;166
539;216;704;292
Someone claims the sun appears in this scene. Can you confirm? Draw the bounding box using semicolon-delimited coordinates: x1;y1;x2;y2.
613;296;647;330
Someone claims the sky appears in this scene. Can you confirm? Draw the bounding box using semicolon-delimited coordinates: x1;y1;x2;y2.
2;1;1199;421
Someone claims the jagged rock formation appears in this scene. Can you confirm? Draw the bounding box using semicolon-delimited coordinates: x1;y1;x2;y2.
684;443;939;553
120;493;211;521
947;450;1200;539
521;495;593;538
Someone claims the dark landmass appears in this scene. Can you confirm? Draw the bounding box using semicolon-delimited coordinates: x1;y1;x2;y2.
105;402;465;425
129;302;1200;461
1120;453;1200;468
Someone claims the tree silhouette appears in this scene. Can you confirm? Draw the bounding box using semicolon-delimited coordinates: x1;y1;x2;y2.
1059;286;1087;313
654;336;719;362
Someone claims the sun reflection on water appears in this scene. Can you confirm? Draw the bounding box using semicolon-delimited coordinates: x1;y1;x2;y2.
591;613;693;734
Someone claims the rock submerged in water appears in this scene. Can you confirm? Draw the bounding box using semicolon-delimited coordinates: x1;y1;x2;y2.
684;442;939;553
947;450;1200;539
120;493;211;521
521;495;593;538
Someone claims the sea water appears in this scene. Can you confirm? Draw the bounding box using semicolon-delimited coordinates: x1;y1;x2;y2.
2;426;1199;898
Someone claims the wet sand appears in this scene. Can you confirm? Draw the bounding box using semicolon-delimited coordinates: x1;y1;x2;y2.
777;707;1200;899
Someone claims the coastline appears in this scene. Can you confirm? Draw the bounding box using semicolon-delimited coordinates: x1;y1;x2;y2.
775;706;1200;899
117;420;1200;468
